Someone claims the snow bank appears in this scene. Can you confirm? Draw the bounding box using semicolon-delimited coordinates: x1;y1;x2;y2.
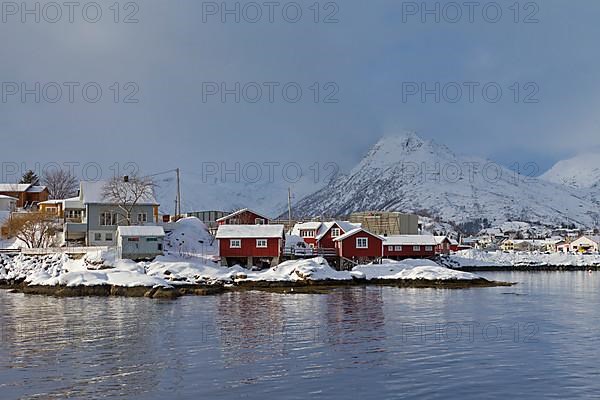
354;261;479;281
241;257;350;282
164;217;216;258
0;252;171;288
445;249;600;268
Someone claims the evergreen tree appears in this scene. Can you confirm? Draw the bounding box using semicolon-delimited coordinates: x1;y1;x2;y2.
19;170;40;185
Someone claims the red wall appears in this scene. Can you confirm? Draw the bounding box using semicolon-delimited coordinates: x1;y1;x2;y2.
218;211;269;225
384;245;435;259
219;237;281;257
338;231;383;259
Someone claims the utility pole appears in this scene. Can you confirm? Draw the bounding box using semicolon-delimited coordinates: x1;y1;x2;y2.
288;187;292;227
176;168;181;217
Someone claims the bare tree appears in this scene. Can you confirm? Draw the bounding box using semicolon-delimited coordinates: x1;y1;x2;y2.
102;175;155;226
42;169;79;199
2;212;58;248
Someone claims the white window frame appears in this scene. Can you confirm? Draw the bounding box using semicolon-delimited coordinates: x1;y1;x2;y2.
137;213;148;224
100;212;116;226
94;232;102;241
256;239;268;248
425;246;433;251
105;232;113;242
331;228;341;237
356;237;368;249
230;239;241;248
394;245;402;251
413;245;421;251
255;218;265;225
388;245;394;251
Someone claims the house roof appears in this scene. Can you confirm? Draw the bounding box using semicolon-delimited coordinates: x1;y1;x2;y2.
215;224;284;239
0;195;18;200
333;227;382;242
216;208;270;222
292;221;323;233
117;225;165;237
80;181;158;205
26;186;48;193
316;221;361;240
0;183;32;192
384;235;437;246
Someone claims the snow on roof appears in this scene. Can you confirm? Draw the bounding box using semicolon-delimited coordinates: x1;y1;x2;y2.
216;208;270;222
81;181;158;205
316;221;360;240
0;195;18;200
215;224;284;239
0;183;31;192
333;227;381;242
40;199;62;205
433;235;449;244
26;185;47;193
384;235;437;246
117;225;165;237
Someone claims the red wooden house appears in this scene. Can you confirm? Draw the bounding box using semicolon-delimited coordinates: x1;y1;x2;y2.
216;224;284;268
292;221;360;249
434;236;452;255
333;227;383;263
216;208;270;225
383;235;437;260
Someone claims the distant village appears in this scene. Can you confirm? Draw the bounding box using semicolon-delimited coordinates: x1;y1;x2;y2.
1;170;600;270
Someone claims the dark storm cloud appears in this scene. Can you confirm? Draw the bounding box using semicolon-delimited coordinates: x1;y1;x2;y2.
1;0;599;179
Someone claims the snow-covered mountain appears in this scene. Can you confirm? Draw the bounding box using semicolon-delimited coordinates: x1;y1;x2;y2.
541;152;600;189
291;132;600;232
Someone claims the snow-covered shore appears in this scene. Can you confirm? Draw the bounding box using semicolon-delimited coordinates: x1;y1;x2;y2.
442;249;600;268
0;253;499;297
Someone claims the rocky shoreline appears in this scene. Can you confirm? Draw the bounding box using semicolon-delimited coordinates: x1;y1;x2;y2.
0;276;513;299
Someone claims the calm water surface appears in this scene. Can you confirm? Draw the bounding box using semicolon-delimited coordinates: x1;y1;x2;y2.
1;271;600;399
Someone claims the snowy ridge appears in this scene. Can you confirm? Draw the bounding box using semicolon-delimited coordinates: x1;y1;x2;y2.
292;132;600;231
541;152;600;189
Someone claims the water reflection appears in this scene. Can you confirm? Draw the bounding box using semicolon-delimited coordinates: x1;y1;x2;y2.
1;272;600;399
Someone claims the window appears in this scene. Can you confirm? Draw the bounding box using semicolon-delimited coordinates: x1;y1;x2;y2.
137;213;148;224
388;245;394;251
230;239;241;248
100;212;116;226
425;246;433;251
394;245;402;251
356;237;368;249
147;237;158;242
255;218;265;225
413;245;421;251
45;206;58;214
65;210;82;219
105;233;113;242
158;243;163;251
331;228;341;237
128;237;140;242
301;230;314;238
94;233;102;241
256;239;268;248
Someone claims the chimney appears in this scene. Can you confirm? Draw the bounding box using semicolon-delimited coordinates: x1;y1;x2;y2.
123;176;129;183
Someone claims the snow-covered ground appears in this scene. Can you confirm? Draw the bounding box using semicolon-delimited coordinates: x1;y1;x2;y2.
444;249;600;268
0;253;484;289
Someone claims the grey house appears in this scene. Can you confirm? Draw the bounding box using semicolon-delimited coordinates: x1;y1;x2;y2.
117;225;165;260
65;181;160;246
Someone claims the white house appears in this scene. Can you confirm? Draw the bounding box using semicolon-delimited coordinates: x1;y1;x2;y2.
116;225;165;260
567;236;600;254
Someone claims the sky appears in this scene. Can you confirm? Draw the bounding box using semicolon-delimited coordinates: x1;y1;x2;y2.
1;0;600;184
